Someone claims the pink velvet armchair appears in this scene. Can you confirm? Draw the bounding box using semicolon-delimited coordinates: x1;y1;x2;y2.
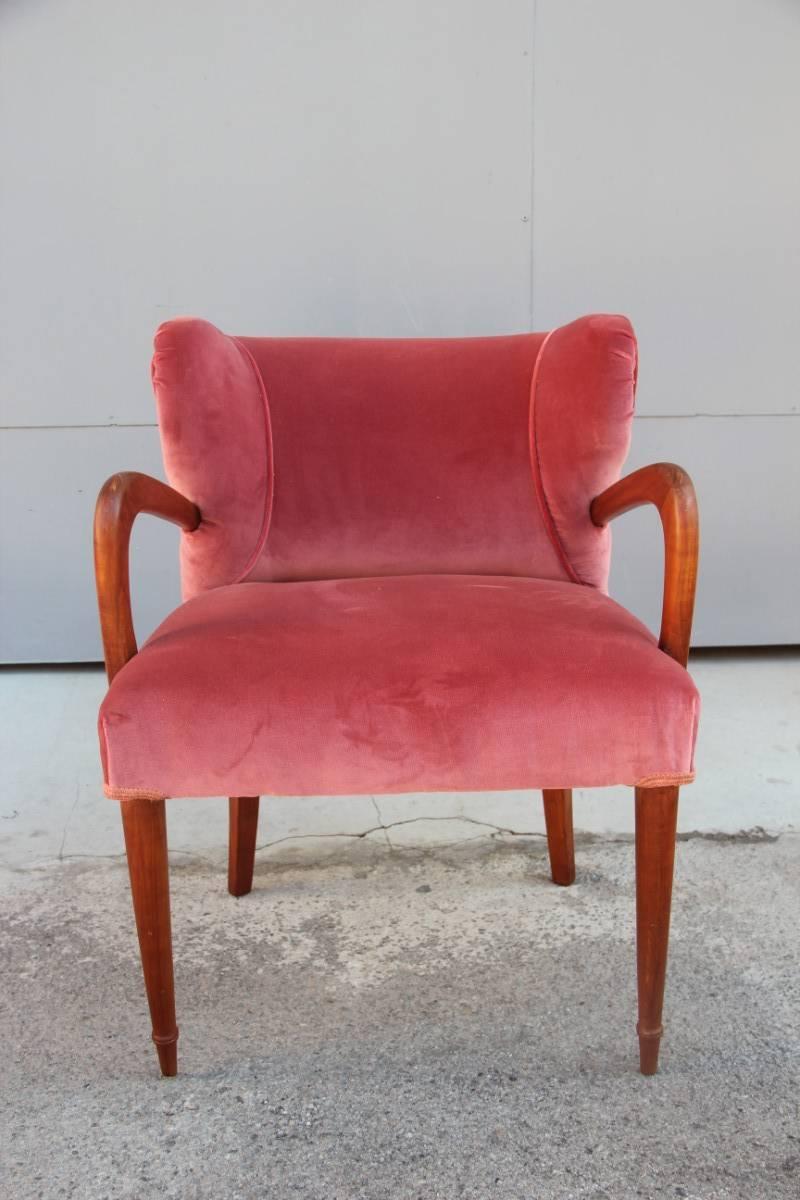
94;314;699;1078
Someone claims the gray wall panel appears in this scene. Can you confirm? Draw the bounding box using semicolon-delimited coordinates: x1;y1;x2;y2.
0;427;179;662
532;0;800;418
609;415;800;646
1;1;797;659
0;0;534;428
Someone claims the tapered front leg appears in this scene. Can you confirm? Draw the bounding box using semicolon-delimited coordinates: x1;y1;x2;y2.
635;785;679;1075
120;798;179;1076
228;796;260;897
542;789;576;886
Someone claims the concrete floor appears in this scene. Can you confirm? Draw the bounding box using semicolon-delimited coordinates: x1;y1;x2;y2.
2;835;799;1199
0;651;798;1198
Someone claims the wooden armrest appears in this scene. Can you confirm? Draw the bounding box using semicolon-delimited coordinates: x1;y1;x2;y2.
590;463;699;667
94;472;200;681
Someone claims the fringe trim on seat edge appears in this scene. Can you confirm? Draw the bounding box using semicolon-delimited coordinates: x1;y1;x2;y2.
104;784;168;801
635;772;695;788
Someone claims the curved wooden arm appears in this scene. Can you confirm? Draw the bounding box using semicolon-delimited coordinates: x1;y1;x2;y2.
94;472;200;682
590;463;698;667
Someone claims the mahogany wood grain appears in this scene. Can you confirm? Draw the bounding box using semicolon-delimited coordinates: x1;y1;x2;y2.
542;789;575;886
94;472;200;683
590;463;698;667
634;785;679;1075
228;797;260;897
593;464;695;1073
120;798;179;1076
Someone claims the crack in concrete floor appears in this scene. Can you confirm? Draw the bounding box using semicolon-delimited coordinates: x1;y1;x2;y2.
1;819;782;877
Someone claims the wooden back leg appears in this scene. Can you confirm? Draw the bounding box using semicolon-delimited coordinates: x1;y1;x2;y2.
120;798;178;1076
228;796;260;897
542;789;576;886
635;785;679;1075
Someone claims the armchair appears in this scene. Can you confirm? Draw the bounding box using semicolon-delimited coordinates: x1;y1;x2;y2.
94;314;699;1077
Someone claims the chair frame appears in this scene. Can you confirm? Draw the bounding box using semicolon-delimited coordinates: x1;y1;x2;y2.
94;462;698;1077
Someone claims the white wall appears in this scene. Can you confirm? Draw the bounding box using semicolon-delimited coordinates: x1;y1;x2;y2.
1;0;798;660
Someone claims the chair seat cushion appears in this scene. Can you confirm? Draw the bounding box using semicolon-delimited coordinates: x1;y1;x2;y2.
99;575;699;800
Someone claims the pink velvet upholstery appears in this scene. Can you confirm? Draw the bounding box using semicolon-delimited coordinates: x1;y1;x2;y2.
151;314;636;597
100;313;699;800
100;576;698;800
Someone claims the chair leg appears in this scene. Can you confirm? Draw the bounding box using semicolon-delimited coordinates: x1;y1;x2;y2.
228;796;260;897
635;785;679;1075
542;789;576;886
120;798;179;1077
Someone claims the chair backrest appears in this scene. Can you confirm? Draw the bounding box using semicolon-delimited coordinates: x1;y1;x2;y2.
151;314;637;599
